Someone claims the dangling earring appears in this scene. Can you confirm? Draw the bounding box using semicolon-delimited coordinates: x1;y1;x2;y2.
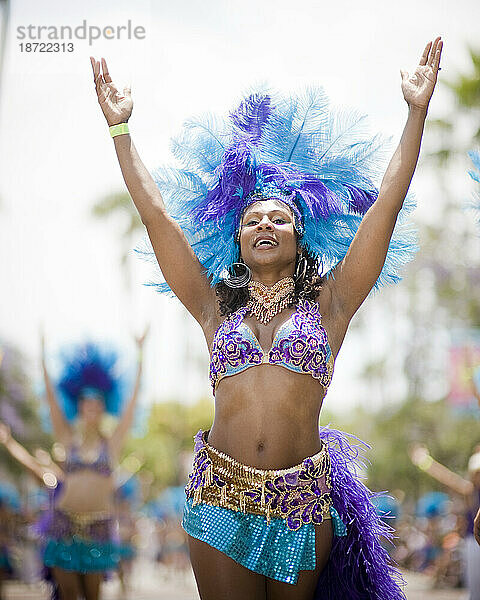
223;260;252;288
294;252;307;282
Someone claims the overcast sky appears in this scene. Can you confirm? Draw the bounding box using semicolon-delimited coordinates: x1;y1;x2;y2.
1;0;479;414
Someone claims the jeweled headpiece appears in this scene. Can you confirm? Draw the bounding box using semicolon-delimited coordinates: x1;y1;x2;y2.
136;87;417;293
57;343;125;421
238;184;305;240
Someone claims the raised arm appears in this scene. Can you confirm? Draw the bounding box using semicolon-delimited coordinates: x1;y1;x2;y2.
0;422;63;485
409;444;473;497
331;38;443;322
109;328;148;459
41;334;72;446
90;58;218;327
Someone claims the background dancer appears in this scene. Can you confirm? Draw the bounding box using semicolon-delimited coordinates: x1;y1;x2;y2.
410;444;480;599
39;331;147;600
90;36;442;599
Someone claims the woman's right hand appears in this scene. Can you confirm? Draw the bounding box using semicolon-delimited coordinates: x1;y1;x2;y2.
90;57;133;126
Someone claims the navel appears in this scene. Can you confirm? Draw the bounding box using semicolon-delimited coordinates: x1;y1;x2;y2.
256;441;265;453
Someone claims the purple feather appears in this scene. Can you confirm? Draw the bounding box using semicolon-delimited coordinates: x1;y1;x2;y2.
345;184;378;214
230;94;272;142
194;146;257;224
193;96;273;225
261;164;343;220
316;427;406;599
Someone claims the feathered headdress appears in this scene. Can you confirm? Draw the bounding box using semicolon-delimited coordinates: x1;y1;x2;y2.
137;87;417;293
57;343;125;421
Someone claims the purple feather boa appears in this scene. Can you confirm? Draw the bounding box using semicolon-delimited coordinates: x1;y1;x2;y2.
316;426;406;600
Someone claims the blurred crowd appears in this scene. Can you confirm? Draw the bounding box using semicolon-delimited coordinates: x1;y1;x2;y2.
0;472;477;597
0;474;191;598
382;493;468;590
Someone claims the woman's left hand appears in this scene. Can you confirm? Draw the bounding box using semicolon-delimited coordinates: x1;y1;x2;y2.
401;36;443;110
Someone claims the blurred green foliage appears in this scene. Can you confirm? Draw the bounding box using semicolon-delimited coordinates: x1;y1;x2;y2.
325;398;479;500
123;397;213;497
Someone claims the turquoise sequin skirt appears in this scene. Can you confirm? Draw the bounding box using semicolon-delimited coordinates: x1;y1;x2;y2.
44;538;121;573
183;428;407;598
182;430;346;585
35;508;121;574
183;498;346;584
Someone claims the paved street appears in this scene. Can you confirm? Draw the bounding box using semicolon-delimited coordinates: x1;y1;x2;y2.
3;563;469;599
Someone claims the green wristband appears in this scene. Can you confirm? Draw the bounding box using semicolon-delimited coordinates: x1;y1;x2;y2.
418;455;433;471
109;123;129;138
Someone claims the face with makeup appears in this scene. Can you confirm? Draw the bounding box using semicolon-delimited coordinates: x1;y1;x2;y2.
239;199;299;277
78;392;105;427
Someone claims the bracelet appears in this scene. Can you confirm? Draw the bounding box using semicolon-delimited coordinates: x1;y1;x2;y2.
418;454;433;471
109;123;129;138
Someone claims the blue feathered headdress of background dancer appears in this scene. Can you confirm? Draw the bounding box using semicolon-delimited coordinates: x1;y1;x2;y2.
136;87;417;293
57;343;125;421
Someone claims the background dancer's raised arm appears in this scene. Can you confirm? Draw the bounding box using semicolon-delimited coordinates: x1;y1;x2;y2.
109;327;148;459
41;334;72;447
0;422;64;485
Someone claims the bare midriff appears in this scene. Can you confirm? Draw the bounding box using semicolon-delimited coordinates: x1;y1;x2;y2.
56;471;115;513
208;364;327;470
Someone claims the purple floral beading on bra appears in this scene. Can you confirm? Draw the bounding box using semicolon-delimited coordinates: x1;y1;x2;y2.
209;299;334;392
64;440;112;477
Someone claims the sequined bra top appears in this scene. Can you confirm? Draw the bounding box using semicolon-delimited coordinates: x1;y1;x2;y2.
65;439;112;477
209;299;334;393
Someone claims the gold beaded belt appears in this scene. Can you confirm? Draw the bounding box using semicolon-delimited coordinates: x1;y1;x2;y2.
185;430;332;531
49;508;113;541
63;509;111;527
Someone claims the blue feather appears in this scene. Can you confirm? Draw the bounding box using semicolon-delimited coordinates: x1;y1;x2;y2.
56;343;126;421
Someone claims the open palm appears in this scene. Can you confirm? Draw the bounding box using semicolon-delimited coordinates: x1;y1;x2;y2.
90;57;132;126
401;37;443;110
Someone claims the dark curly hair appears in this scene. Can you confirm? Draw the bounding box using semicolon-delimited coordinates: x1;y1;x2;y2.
215;245;324;316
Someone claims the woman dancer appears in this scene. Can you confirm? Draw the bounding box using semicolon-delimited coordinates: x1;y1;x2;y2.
91;37;442;599
40;333;146;600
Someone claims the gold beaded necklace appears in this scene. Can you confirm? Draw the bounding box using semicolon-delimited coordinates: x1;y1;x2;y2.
246;277;295;325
